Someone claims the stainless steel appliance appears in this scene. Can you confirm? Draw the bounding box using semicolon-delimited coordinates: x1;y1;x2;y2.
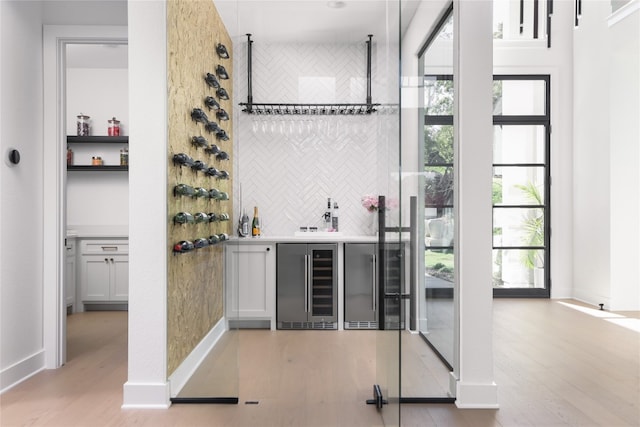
276;243;337;329
344;242;405;330
344;243;378;329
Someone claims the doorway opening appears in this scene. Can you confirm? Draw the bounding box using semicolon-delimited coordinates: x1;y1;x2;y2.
43;25;128;368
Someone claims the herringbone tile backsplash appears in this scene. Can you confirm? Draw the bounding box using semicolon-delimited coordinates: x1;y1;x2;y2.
233;41;400;236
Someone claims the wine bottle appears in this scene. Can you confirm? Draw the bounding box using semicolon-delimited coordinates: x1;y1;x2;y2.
251;206;261;237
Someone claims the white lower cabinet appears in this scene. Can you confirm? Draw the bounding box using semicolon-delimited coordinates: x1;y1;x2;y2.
225;243;276;329
65;237;77;311
79;239;128;310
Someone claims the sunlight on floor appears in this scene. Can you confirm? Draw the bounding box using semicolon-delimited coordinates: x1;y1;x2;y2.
557;301;640;333
604;318;640;333
557;301;624;318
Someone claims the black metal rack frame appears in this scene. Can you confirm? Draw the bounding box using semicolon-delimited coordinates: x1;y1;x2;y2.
240;34;380;115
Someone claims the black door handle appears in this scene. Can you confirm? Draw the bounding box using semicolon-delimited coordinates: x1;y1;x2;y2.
384;292;410;300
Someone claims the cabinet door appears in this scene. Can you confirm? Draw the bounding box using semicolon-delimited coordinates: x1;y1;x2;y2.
344;243;377;327
110;255;129;301
83;256;111;301
65;253;76;308
308;244;337;323
226;244;275;320
276;244;308;323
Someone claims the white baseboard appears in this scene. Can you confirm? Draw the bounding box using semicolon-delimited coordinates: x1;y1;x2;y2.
122;381;171;409
0;350;45;394
168;317;227;398
455;381;499;409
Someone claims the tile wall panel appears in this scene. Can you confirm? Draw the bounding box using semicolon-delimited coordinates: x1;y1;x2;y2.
234;41;400;236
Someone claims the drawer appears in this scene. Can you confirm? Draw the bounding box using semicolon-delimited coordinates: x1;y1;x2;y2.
81;240;129;255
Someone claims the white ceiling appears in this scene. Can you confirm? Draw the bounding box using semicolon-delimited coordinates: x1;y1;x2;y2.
64;1;421;69
215;0;421;43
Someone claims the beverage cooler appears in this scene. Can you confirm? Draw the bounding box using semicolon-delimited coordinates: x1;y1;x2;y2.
344;242;405;330
276;243;337;329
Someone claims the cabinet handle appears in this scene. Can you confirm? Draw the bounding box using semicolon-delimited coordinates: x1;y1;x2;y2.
110;258;114;262
372;254;377;311
101;246;118;252
104;258;109;263
304;255;309;313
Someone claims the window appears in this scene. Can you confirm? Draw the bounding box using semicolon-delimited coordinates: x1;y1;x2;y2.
423;75;551;297
492;75;550;297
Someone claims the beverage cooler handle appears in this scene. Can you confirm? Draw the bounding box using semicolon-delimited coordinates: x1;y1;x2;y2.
304;254;309;313
372;254;377;311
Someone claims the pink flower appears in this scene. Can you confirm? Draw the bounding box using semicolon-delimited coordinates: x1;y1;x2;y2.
361;195;399;212
361;195;379;212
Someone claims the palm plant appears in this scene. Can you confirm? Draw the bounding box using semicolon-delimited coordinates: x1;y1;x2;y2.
515;181;544;269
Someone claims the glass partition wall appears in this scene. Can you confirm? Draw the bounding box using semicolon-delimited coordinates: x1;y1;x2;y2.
414;8;457;400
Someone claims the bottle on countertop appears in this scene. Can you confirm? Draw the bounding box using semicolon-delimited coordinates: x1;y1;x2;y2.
332;201;339;231
324;198;332;231
251;206;261;237
238;209;250;237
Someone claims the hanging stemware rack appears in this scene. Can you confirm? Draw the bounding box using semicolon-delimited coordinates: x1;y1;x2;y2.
239;34;380;116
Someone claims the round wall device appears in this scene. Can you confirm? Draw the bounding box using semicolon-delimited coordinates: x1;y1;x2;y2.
8;149;20;164
5;148;20;167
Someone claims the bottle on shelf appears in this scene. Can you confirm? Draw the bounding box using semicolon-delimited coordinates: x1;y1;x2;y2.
77;113;90;136
67;146;73;166
108;117;121;136
120;147;128;166
332;201;339;231
251;206;261;237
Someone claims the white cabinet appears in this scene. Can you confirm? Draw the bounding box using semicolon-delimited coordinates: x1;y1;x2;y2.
79;239;128;310
225;243;276;330
65;237;77;311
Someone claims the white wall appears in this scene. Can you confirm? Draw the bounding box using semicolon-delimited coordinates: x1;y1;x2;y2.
0;0;45;392
608;2;639;310
573;0;639;310
66;67;129;228
66;68;129;136
573;0;612;307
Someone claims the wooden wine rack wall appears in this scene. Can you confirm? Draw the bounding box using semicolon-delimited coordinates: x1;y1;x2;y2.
166;0;234;376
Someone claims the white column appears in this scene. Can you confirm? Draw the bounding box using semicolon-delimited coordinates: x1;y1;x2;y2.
451;0;498;408
122;0;170;408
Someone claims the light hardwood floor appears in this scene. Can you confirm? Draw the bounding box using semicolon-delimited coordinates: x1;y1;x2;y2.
1;299;638;426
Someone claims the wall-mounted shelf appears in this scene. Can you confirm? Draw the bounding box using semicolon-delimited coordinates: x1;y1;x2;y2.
67;165;128;172
67;136;128;144
239;103;379;115
67;136;128;171
241;34;379;116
